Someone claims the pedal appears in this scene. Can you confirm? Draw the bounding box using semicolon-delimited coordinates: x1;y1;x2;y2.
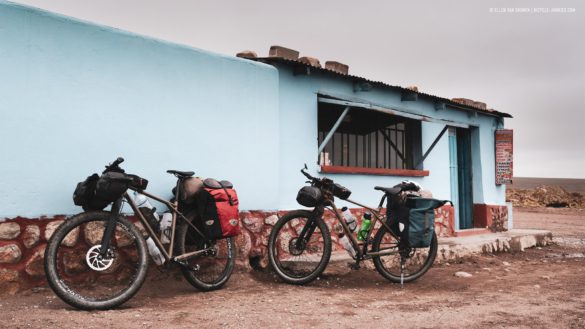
348;262;360;270
177;260;200;272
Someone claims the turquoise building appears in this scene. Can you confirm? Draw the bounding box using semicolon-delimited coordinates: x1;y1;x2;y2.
0;1;512;233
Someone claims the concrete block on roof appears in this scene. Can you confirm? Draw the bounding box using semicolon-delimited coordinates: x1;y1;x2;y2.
299;56;321;68
269;45;299;60
452;98;488;110
236;50;257;59
473;101;487;110
325;61;349;75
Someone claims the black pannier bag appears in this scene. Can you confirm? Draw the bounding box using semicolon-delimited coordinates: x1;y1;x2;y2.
388;196;447;248
296;186;323;207
95;172;131;202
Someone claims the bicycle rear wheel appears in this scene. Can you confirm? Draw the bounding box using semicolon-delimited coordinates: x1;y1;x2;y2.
371;227;437;283
174;215;235;291
44;211;148;310
268;210;331;285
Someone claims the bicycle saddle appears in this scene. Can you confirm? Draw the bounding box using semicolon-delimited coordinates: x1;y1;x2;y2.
166;170;194;177
374;186;401;195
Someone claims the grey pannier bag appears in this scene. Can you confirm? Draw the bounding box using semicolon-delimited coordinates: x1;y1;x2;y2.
404;197;448;248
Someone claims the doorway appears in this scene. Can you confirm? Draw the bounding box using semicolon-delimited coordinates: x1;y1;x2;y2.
456;128;474;229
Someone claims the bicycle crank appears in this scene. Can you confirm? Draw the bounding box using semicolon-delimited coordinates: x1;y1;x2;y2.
177;260;201;272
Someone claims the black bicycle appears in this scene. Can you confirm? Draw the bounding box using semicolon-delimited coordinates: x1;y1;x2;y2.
268;165;448;285
44;157;235;310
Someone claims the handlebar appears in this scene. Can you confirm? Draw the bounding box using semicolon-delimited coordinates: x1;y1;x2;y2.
103;157;125;174
300;168;316;181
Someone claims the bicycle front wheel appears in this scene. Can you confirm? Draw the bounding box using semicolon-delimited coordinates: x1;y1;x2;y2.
268;210;331;285
44;211;149;310
371;227;437;283
175;215;235;291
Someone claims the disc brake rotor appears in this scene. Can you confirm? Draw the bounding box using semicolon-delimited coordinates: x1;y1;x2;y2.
86;245;114;271
289;238;304;256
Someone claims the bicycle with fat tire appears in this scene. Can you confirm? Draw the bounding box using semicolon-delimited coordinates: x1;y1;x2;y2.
268;165;448;286
44;157;235;310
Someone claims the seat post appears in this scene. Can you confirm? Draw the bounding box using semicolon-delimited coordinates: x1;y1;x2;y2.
174;176;183;204
378;194;387;208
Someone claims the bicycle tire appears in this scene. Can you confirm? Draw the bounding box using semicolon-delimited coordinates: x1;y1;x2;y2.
174;214;235;291
44;211;149;310
268;210;332;285
371;227;437;283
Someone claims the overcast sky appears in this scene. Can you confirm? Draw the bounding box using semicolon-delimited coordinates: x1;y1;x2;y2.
13;0;585;178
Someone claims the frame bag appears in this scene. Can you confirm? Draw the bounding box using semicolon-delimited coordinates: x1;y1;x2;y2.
197;178;241;239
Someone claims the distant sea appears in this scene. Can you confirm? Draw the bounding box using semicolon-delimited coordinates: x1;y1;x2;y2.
507;177;585;194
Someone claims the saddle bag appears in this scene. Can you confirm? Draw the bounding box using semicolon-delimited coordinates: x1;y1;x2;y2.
196;178;241;239
180;177;204;204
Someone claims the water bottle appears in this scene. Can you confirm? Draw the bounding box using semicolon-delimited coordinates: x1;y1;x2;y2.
339;234;356;258
341;207;357;232
133;192;160;231
160;212;173;244
146;237;165;265
334;223;356;258
357;212;372;241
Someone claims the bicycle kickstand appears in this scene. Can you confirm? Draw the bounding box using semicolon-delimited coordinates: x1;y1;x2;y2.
400;257;405;289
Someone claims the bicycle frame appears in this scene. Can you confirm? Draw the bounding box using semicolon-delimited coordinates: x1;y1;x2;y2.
322;195;400;261
104;178;209;264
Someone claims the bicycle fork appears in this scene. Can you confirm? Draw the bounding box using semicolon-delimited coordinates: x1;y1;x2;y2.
99;198;124;258
294;208;324;252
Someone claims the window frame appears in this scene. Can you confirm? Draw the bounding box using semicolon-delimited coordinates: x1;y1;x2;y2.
317;100;428;177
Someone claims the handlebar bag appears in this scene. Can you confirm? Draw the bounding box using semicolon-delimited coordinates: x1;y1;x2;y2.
127;174;148;191
197;179;240;239
95;172;130;202
332;183;351;200
73;174;99;207
72;173;109;211
296;186;323;207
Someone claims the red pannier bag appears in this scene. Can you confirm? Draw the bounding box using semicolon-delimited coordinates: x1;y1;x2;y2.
199;178;241;239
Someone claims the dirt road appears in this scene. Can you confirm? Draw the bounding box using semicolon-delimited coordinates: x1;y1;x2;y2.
2;208;584;329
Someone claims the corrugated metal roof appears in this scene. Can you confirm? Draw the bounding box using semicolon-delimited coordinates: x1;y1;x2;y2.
249;56;513;118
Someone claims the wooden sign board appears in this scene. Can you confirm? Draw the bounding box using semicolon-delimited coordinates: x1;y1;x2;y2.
495;129;513;185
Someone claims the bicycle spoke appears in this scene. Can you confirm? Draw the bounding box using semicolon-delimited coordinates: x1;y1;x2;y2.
373;228;437;283
52;218;144;302
270;214;330;282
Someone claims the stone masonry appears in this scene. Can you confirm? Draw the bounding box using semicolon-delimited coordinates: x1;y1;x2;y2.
0;206;454;294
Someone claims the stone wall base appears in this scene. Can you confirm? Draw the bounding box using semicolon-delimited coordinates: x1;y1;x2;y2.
0;205;454;294
473;204;509;232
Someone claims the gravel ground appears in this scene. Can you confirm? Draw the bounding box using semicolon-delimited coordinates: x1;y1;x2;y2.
1;207;584;329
